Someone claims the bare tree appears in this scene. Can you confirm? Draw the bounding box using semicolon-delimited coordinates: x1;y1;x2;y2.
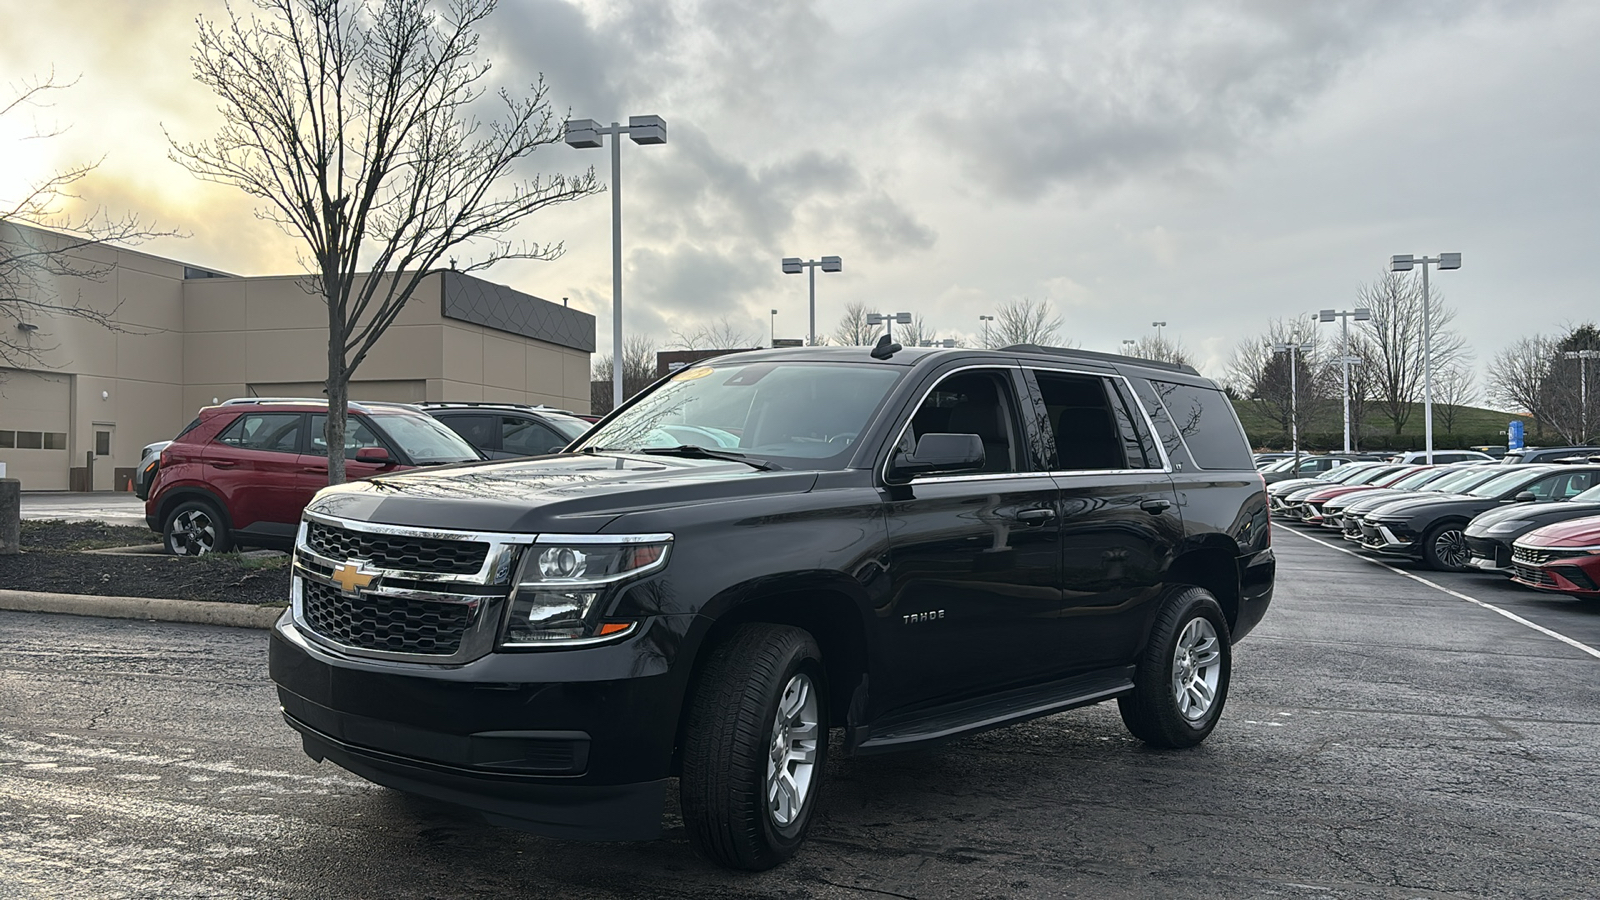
831;301;875;346
669;316;760;350
590;334;659;415
1127;334;1190;367
992;297;1062;346
1488;334;1561;438
170;0;602;484
2;72;175;371
1434;362;1477;435
1356;271;1467;435
1226;317;1331;443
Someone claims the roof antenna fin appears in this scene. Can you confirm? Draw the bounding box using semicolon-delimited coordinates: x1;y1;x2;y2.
870;334;902;360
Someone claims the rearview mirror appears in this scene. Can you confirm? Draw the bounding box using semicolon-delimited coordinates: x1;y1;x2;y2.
890;433;985;479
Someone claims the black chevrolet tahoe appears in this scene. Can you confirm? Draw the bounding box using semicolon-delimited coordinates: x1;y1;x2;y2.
268;343;1275;870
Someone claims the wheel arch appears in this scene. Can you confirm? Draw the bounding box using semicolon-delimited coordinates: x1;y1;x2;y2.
153;486;234;534
1166;544;1242;635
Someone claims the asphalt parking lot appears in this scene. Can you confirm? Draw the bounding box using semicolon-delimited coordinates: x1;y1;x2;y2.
18;492;149;529
2;529;1598;899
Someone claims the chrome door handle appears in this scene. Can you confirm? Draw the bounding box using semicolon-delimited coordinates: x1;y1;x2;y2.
1016;508;1056;525
1140;498;1172;515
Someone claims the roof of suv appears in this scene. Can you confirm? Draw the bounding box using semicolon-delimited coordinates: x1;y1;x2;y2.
418;401;584;417
202;397;428;415
677;344;1210;385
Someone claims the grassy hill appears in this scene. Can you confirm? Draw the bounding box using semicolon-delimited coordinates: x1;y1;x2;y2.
1232;399;1537;452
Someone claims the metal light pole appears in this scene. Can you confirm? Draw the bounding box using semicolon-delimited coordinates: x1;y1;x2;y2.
1272;335;1315;463
1388;253;1461;464
1152;320;1167;341
866;311;912;342
566;115;667;411
1122;339;1137;354
1565;349;1598;442
781;256;842;346
979;314;994;349
1318;307;1371;453
770;309;778;347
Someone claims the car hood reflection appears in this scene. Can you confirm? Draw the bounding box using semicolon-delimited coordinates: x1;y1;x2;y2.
306;452;820;534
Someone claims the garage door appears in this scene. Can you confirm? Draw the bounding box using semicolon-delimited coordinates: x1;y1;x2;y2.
0;369;71;490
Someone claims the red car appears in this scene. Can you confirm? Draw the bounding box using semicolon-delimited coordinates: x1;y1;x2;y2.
1510;515;1600;598
145;399;482;555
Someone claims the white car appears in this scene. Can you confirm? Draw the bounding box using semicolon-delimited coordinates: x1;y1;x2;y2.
1387;450;1495;465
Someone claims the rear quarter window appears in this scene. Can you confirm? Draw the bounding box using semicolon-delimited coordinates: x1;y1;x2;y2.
1142;380;1255;471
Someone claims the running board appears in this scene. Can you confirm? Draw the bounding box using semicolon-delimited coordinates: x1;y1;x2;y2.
851;667;1136;756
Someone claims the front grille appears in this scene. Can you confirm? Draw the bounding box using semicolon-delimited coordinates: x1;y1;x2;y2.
306;521;489;575
1513;564;1557;587
1513;546;1589;566
301;580;476;655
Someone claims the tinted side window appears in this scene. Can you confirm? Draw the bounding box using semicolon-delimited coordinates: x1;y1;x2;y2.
215;413;302;453
436;414;498;452
502;416;565;455
906;368;1028;474
1146;381;1254;471
1031;371;1129;471
306;414;384;457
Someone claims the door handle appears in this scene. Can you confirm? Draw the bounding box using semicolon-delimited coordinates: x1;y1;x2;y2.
1016;508;1056;525
1140;498;1173;515
208;461;237;469
301;466;328;474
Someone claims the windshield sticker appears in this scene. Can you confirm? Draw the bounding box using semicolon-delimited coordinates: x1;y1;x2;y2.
673;366;715;381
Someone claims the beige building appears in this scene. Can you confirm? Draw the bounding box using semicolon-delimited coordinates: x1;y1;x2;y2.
0;223;594;491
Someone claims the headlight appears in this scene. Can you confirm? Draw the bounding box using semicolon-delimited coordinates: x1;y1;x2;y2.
501;534;672;646
1483;521;1522;535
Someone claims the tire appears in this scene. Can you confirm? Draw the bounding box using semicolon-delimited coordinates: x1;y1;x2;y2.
1118;586;1231;749
1421;521;1471;572
163;499;232;556
680;624;828;871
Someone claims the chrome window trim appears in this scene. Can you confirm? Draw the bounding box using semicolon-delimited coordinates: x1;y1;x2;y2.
1019;363;1175;474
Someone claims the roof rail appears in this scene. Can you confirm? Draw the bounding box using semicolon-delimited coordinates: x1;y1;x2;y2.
215;397;424;413
999;343;1199;375
417;401;581;416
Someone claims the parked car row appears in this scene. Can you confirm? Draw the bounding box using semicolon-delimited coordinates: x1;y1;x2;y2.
1268;458;1600;601
143;398;597;555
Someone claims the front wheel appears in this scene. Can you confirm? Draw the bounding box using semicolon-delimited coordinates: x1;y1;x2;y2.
163;499;232;556
1421;521;1471;572
680;624;828;871
1119;586;1231;748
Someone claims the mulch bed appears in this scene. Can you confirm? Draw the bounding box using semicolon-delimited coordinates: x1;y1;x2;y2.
1;521;290;605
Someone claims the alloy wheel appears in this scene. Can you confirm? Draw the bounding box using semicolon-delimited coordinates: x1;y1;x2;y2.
1433;529;1471;569
766;672;820;828
1171;618;1222;722
171;509;217;556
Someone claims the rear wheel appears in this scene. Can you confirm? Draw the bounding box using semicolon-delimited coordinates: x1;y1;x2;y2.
1119;586;1231;748
163;499;232;556
680;624;827;871
1421;521;1471;572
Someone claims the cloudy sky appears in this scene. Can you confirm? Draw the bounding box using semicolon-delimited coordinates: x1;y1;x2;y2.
2;0;1597;388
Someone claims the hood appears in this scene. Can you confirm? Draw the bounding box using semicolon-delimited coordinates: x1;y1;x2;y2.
1364;493;1481;519
1306;484;1378;503
1517;515;1600;548
304;452;821;534
1268;476;1334;496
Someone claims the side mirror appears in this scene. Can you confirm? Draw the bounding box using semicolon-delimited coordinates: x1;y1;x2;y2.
1513;490;1538;503
890;433;985;479
355;446;394;464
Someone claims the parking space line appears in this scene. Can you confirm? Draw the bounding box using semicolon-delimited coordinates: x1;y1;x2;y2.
1280;526;1600;661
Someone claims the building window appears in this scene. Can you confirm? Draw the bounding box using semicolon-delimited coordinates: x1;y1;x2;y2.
44;433;68;450
0;431;13;448
95;431;110;456
16;431;42;449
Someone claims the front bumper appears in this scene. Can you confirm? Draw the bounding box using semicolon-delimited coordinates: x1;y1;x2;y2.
1465;534;1512;573
1359;521;1416;556
269;610;694;840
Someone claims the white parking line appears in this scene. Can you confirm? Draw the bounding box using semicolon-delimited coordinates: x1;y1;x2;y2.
1281;526;1600;661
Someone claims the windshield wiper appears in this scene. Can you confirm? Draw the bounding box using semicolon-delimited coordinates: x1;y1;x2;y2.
637;444;782;471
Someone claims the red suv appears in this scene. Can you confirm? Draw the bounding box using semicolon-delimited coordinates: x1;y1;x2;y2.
145;399;482;555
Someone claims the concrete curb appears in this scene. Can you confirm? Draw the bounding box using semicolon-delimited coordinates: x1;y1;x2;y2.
0;589;284;630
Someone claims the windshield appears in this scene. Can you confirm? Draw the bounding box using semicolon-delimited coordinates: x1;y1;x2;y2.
1389;468;1448;490
1348;466;1402;485
543;414;593;442
1318;463;1370;482
370;413;482;464
1574;485;1600;502
1262;457;1298;473
1467;469;1546;499
576;362;904;468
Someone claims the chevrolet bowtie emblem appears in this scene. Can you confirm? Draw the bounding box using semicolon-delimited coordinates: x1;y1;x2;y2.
331;562;376;595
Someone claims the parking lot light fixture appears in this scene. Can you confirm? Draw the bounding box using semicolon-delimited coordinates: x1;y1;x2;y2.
781;256;841;346
979;314;994;349
1388;252;1461;464
1152;321;1167;341
1317;307;1371;453
1271;335;1315;462
1122;339;1137;353
865;311;912;342
566;114;668;411
1564;349;1598;441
